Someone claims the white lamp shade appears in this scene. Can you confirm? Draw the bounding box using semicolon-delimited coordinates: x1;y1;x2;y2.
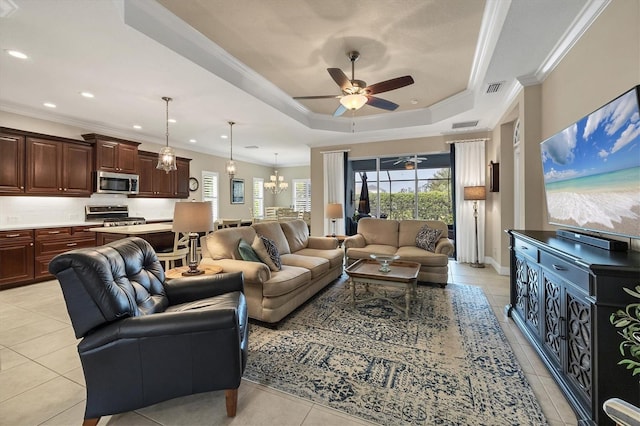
172;202;213;232
325;203;343;219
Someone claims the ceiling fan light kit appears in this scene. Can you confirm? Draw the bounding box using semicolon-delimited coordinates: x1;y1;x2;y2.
340;93;368;110
294;50;414;117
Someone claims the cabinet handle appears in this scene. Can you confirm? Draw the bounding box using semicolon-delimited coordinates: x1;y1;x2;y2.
20;186;24;189
47;231;61;234
520;246;528;250
58;187;62;190
5;233;21;238
559;316;566;340
30;242;34;246
552;264;566;271
0;136;18;141
66;242;78;247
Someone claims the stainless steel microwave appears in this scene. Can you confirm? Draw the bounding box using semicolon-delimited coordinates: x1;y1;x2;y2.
95;171;139;195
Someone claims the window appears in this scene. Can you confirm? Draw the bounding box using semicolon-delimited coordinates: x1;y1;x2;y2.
292;179;311;212
253;178;264;218
352;154;452;224
201;171;219;222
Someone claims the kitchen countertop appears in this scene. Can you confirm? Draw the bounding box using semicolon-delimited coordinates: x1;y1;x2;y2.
89;223;174;234
0;219;172;232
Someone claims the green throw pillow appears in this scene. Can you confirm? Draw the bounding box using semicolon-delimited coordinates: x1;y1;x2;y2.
238;239;262;263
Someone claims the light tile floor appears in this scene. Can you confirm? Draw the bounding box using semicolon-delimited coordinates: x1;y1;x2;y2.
0;261;577;425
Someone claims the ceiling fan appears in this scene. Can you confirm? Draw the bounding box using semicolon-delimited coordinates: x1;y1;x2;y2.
382;155;428;170
294;51;414;117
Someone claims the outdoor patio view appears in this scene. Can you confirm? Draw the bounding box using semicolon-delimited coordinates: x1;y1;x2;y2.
353;154;453;225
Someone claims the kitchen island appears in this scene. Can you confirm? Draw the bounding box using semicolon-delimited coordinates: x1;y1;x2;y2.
90;223;174;249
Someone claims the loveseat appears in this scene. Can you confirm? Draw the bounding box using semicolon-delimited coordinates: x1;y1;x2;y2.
344;218;454;286
200;219;343;323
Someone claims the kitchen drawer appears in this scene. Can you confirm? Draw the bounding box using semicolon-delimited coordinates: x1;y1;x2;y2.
72;225;98;235
0;229;34;244
540;251;590;293
35;227;72;239
513;237;539;262
36;236;96;256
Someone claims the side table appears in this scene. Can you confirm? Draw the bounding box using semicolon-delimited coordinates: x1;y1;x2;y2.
165;265;223;280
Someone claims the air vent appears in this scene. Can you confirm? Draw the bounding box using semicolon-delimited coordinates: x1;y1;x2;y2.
451;120;479;129
486;81;505;93
244;145;259;149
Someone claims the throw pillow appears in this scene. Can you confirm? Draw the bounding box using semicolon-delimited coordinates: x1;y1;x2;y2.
415;225;443;252
252;234;282;271
238;239;262;263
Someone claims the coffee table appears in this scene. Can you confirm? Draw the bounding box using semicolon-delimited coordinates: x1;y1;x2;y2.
345;258;420;320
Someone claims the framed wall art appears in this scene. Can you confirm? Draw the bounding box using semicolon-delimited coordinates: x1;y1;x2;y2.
231;178;244;204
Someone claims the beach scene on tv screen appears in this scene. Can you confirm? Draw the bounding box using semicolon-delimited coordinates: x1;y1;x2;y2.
541;88;640;237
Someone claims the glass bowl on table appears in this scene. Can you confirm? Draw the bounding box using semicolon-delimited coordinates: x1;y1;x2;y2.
369;254;400;273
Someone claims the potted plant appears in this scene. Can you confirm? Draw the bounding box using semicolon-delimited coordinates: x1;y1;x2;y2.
610;285;640;376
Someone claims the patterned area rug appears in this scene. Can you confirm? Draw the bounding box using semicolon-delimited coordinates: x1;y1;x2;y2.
245;278;547;425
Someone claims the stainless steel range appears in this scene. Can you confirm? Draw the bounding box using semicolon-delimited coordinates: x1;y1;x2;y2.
85;205;146;227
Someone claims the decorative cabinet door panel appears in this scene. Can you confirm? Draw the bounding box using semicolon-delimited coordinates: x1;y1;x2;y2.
565;288;592;405
542;274;562;367
62;143;92;195
0;133;25;193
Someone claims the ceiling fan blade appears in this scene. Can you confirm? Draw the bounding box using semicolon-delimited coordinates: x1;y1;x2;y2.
333;104;347;117
293;95;341;99
366;76;414;95
366;96;399;111
327;68;352;91
393;160;403;165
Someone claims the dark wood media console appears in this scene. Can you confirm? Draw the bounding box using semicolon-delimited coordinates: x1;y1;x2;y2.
506;230;640;425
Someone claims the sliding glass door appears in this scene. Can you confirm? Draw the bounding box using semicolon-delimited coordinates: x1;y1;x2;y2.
351;153;452;224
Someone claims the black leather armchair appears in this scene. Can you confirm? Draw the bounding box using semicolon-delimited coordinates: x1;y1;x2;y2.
49;237;248;426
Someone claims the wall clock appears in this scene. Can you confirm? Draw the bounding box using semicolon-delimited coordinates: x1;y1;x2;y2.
188;177;199;192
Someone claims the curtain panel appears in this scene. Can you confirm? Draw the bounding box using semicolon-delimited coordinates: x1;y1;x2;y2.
454;141;485;263
323;152;346;236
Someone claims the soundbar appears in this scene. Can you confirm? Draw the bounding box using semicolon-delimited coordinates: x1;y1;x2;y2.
556;229;628;251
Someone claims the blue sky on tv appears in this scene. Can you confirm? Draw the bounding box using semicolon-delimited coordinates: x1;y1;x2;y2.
541;88;640;183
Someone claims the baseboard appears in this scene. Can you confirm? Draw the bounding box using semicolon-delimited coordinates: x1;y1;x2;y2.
485;256;510;276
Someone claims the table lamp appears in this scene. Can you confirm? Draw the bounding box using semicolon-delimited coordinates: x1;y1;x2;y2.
172;201;213;276
325;203;343;237
463;185;486;268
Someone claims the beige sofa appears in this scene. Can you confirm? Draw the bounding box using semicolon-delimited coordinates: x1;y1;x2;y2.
344;218;454;286
200;219;343;323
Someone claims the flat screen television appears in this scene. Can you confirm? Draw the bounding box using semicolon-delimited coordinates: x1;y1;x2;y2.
540;85;640;239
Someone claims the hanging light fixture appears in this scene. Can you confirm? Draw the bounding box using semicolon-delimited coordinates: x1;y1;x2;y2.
225;121;237;178
264;153;288;194
340;93;368;111
156;96;177;173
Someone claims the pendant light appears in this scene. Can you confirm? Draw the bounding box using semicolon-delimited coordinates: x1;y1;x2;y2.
264;153;288;194
156;96;177;173
225;121;237;178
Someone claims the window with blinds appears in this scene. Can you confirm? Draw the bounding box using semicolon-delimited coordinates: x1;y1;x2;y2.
292;179;311;212
253;178;264;218
201;171;219;221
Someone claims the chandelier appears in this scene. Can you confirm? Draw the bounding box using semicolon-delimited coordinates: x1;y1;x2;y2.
264;153;288;194
225;121;237;178
156;96;177;173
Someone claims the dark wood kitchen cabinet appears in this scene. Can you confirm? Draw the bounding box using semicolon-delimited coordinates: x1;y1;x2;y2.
26;137;92;196
34;226;97;280
136;150;190;198
82;133;140;174
0;229;34;289
507;230;640;425
0;132;26;194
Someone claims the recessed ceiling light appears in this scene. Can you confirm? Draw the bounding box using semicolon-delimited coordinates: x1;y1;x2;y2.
6;49;28;59
410;99;419;105
133;125;142;130
220;135;228;139
80;91;94;98
189;139;196;143
168;118;176;123
43;102;56;108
